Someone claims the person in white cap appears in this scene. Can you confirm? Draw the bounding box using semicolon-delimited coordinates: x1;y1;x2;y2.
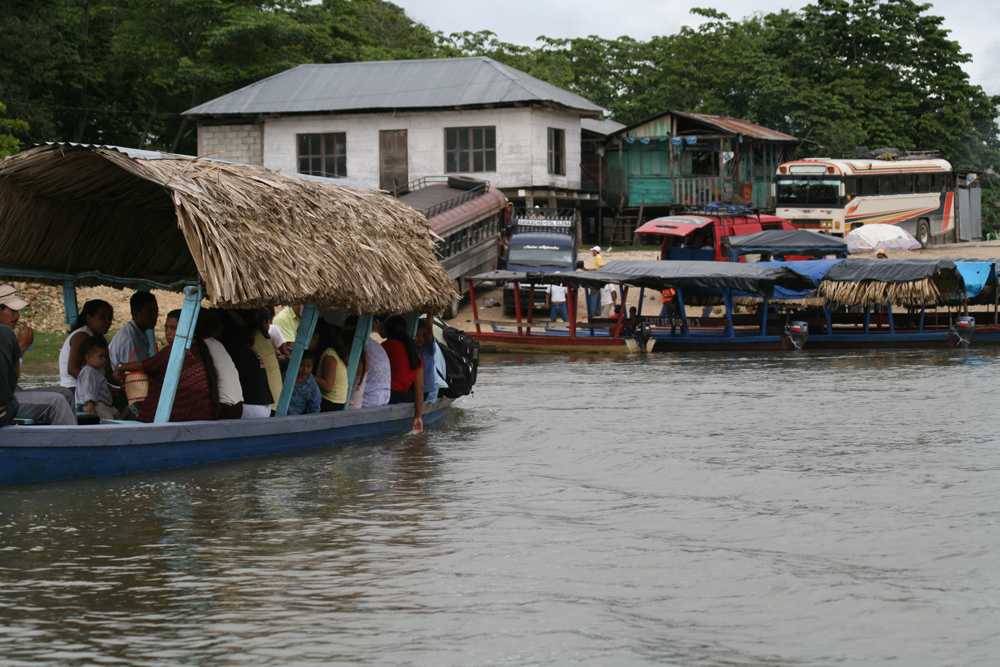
588;246;605;271
0;285;77;426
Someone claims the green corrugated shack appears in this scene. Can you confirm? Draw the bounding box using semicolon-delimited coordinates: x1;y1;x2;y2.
604;110;798;219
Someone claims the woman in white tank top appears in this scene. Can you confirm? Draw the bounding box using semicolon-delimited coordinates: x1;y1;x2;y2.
59;300;114;387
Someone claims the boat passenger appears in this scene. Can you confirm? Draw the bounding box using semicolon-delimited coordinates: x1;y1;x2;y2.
414;316;438;401
252;307;283;412
356;315;391;408
287;350;321;415
0;286;77;426
218;310;273;420
659;288;678;317
163;309;181;346
74;335;119;420
380;315;424;432
118;332;217;423
273;305;303;349
109;291;159;369
196;310;244;420
340;327;367;410
308;318;349;412
256;307;290;361
59;299;113;388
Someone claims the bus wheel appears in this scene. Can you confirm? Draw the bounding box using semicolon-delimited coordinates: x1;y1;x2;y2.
916;219;930;248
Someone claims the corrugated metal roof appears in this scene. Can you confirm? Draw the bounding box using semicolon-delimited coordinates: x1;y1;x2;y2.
581;118;625;136
185;57;605;117
672;111;797;142
611;110;797;142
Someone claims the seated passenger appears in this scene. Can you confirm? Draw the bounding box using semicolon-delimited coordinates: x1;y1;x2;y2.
308;318;348;412
273;305;303;350
195;310;244;420
414;316;438;401
361;316;391;408
116;330;216;424
109;291;159;368
287;351;321;416
0;285;76;426
257;307;290;361
380;315;424;432
59;299;113;388
163;309;181;346
75;336;120;420
218;310;272;419
340;327;367;410
252;307;283;412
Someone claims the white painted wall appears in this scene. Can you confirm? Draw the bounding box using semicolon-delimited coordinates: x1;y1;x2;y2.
255;106;583;190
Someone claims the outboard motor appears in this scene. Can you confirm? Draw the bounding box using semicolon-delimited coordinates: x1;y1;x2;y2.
634;321;652;353
953;316;975;347
785;321;809;350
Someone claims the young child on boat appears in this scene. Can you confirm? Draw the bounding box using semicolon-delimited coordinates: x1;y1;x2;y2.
76;336;120;419
287;350;321;415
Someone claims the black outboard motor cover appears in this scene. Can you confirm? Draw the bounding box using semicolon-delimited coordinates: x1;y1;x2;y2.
953;315;975;346
785;320;809;350
634;321;652;352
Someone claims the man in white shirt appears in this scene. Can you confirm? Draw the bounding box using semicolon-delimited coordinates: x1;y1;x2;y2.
599;284;618;319
109;291;159;368
545;284;569;322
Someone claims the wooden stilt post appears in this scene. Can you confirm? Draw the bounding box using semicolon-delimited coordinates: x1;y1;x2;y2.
343;315;373;411
514;281;523;335
469;280;481;334
153;285;202;423
275;303;320;417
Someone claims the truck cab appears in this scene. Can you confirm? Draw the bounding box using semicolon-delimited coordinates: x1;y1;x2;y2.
500;209;580;315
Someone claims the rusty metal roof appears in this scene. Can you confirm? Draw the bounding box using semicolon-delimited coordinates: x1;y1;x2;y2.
185;57;605;117
610;110;797;142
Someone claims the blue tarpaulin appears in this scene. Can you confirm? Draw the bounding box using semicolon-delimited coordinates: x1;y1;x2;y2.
735;259;843;301
953;262;997;299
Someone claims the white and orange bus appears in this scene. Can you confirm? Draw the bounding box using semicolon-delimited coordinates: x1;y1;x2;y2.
773;156;958;246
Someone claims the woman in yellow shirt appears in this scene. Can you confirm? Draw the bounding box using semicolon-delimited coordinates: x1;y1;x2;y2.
308;319;348;411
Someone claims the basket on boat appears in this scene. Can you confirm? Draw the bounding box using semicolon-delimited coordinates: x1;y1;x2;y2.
123;371;149;405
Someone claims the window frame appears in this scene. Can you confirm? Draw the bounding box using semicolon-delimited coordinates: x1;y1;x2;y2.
547;127;566;176
444;126;497;174
296;132;347;178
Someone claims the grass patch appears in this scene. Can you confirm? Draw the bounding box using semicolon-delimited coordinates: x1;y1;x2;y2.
19;330;65;374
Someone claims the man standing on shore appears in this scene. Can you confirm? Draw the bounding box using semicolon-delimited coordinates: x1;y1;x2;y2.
0;286;77;426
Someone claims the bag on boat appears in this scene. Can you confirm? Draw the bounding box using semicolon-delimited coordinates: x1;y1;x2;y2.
440;324;480;386
123;372;149;405
438;345;474;399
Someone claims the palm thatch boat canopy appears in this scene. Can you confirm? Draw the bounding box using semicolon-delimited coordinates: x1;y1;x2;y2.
817;258;982;307
0;143;457;313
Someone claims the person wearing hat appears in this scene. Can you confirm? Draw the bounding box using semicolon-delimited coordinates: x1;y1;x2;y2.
0;286;77;426
875;249;888;259
588;246;606;271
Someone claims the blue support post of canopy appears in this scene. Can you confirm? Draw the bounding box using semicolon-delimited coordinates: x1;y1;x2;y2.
275;304;320;417
760;297;769;336
153;285;202;423
676;287;689;336
404;311;420;339
62;280;78;327
343;315;373;410
887;301;895;334
723;290;735;338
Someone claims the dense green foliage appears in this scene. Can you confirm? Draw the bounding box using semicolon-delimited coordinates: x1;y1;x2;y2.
1;0;997;167
0;101;29;157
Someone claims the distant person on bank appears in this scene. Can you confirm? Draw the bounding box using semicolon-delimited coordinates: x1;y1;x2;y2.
545;284;569;322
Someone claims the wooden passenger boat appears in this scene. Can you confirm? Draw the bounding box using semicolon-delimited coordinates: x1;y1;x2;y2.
468;261;816;353
0;144;463;485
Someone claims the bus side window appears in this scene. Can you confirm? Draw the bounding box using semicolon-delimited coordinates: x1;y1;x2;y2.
917;173;930;193
881;174;898;196
845;176;856;197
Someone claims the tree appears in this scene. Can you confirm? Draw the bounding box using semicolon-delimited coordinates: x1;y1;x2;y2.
0;102;30;157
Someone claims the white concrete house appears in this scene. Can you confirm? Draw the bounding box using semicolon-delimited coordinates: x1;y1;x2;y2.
184;57;606;206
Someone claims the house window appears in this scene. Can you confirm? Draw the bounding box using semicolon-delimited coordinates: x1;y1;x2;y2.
548;128;565;175
445;127;496;173
297;133;346;177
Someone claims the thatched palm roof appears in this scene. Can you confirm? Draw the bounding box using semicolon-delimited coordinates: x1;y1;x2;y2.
0;144;457;313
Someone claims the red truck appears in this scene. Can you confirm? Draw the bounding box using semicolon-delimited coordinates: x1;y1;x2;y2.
635;208;796;262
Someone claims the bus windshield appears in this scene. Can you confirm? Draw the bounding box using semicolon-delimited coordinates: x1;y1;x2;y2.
776;177;842;207
508;244;574;267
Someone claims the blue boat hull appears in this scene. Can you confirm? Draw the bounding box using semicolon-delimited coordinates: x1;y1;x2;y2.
0;399;454;486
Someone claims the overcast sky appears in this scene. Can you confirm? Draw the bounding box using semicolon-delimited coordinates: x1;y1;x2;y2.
395;0;1000;95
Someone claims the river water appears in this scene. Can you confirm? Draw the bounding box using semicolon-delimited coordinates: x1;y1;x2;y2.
2;350;999;666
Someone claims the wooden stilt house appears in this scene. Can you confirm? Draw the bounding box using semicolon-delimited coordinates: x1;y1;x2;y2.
603;111;798;244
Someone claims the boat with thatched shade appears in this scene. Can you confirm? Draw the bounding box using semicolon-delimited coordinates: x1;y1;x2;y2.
0;143;463;486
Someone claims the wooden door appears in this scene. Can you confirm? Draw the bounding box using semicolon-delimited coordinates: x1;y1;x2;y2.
379;130;408;191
